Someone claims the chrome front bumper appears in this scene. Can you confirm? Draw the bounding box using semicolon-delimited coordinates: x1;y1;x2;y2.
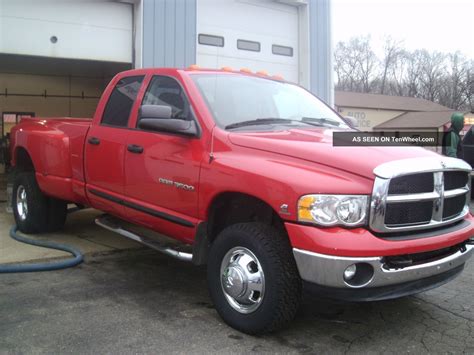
293;243;473;289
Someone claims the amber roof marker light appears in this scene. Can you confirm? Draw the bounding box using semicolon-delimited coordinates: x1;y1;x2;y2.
271;74;284;81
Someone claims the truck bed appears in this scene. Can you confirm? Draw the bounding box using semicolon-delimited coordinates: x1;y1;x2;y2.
10;117;93;204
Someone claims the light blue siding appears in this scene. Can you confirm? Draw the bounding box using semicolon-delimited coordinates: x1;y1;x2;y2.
142;0;196;68
309;0;334;106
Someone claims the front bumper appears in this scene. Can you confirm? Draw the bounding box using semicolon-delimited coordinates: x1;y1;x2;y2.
301;265;465;302
286;217;474;300
293;243;473;289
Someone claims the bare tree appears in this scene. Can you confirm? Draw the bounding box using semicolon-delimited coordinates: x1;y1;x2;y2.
354;36;377;92
334;36;377;93
461;60;474;111
334;41;358;91
438;52;468;109
403;50;424;98
417;50;446;102
379;36;404;95
334;35;473;111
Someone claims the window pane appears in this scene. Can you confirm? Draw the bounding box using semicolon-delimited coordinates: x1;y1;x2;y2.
141;76;190;121
237;39;260;52
198;34;224;47
192;74;345;129
272;44;293;57
101;76;144;127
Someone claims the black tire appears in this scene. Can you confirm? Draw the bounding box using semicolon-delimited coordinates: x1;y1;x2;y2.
12;171;67;233
13;171;49;233
207;222;301;334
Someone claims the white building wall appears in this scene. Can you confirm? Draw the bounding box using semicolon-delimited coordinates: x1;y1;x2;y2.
0;0;133;63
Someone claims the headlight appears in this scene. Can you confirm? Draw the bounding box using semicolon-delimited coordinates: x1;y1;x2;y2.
297;194;368;227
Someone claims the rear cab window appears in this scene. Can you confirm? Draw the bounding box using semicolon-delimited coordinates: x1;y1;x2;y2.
101;75;144;127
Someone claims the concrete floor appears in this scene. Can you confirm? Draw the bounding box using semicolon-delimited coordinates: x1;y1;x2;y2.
1;247;473;354
0;205;143;264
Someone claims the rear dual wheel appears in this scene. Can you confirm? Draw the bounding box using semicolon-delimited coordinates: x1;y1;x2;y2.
12;172;67;233
207;222;301;334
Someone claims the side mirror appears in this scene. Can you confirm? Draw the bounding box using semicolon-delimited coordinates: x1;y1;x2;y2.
138;105;198;136
138;118;198;136
139;104;172;120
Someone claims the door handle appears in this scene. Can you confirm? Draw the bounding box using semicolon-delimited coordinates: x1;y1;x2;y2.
88;137;100;145
127;144;144;154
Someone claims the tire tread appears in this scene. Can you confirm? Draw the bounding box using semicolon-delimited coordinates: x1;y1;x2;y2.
208;222;301;334
12;171;67;233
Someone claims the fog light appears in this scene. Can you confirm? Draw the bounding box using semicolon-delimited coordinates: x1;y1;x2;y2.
343;264;357;281
343;263;375;287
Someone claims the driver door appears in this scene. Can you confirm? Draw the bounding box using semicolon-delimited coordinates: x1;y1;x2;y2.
123;75;203;242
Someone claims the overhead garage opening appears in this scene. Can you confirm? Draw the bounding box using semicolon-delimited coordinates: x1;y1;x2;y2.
0;54;131;138
0;0;134;140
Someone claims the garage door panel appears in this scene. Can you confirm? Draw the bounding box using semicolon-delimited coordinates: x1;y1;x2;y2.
199;0;298;37
197;0;299;82
0;0;132;63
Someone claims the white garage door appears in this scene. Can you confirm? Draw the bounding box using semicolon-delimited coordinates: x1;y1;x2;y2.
0;0;132;63
197;0;299;83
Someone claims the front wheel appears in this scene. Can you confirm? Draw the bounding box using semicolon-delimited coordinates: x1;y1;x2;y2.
207;223;301;334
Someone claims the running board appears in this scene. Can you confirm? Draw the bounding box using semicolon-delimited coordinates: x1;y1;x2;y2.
95;215;193;262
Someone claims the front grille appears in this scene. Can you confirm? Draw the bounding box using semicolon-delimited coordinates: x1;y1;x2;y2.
370;158;471;233
444;171;468;190
388;173;433;194
385;201;433;226
443;194;467;220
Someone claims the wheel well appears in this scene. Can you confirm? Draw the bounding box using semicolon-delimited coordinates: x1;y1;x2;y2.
206;192;286;242
15;147;35;172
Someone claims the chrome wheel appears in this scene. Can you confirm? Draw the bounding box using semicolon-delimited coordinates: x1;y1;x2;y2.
16;185;28;221
220;247;265;314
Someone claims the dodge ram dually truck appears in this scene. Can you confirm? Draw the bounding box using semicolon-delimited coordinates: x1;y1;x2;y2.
9;67;474;334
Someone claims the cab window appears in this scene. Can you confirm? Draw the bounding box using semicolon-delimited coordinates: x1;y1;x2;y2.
141;76;192;121
101;76;144;127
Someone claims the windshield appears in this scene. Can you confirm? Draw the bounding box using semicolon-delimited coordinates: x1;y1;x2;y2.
191;74;348;130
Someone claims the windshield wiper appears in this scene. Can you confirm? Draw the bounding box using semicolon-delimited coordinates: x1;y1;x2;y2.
225;118;302;130
225;117;341;130
301;117;341;127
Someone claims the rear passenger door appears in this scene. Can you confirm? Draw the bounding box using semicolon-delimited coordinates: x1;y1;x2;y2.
85;75;144;216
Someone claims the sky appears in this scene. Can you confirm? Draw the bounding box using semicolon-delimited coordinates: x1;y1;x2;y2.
332;0;474;59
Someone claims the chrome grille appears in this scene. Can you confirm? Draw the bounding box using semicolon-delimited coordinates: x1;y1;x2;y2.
444;171;469;190
385;200;433;226
370;157;472;233
388;173;433;194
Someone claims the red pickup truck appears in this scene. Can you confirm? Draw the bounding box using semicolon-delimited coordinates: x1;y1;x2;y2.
9;68;474;334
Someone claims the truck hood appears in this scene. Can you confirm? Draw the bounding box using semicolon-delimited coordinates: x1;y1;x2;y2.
228;128;439;179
